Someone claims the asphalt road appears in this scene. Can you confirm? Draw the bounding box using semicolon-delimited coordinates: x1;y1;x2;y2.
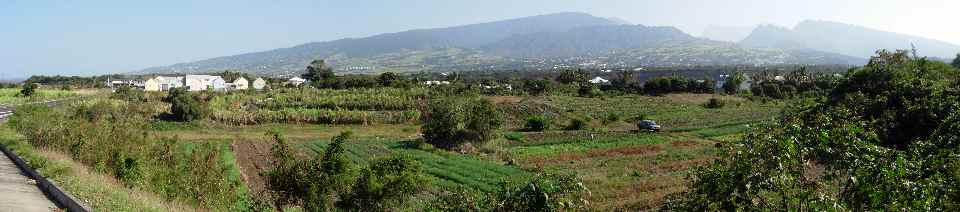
0;105;11;121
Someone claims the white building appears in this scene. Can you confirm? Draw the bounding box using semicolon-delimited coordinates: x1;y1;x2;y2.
423;81;451;85
252;78;267;90
233;77;249;90
144;76;184;92
288;77;306;86
185;75;227;91
589;77;609;84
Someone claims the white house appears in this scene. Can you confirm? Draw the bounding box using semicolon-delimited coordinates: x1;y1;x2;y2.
423;81;450;85
144;76;184;92
233;77;249;90
589;77;609;84
288;77;306;86
185;75;227;91
252;78;267;90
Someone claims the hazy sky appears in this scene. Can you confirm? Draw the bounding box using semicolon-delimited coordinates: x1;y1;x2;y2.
2;0;958;78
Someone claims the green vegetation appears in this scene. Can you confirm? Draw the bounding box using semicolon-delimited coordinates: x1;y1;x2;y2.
0;88;81;105
165;88;207;121
208;87;424;125
7;99;249;210
524;115;549;132
19;83;36;97
422;96;502;149
666;50;960;210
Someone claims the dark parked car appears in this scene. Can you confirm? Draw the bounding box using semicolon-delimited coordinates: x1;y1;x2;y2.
638;120;661;132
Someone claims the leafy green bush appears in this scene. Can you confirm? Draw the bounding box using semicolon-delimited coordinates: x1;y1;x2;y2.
564;117;590;131
339;155;425;210
703;98;725;109
524;115;549;132
602;113;621;125
19;83;36;97
264;131;426;211
164;88;207;121
422;97;503;149
495;173;591;211
8;100;249;210
665;50;960;211
503;132;524;142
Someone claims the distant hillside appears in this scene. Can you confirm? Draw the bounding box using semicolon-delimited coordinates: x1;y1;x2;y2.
701;25;755;42
483;24;697;57
137;12;619;75
741;20;960;58
138;13;865;76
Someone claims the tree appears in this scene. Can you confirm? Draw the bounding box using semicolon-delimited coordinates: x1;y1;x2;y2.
19;83;36;97
723;72;745;94
164;88;206;121
302;59;335;82
952;53;960;69
523;79;551;96
555;69;587;85
377;72;399;87
611;70;635;91
422;97;502;149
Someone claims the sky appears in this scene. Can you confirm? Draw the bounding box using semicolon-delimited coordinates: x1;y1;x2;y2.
2;0;959;79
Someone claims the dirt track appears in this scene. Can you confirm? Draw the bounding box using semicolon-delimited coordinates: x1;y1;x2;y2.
231;138;275;194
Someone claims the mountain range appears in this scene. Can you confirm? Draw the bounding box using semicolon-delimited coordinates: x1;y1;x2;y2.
137;12;958;76
740;21;960;59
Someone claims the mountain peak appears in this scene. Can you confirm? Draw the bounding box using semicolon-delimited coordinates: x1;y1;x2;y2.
741;20;960;58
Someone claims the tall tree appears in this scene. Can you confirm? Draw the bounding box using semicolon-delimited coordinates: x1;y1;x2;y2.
952;53;960;69
302;59;335;82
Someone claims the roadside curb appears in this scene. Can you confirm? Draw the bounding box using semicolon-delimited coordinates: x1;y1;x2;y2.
0;144;92;212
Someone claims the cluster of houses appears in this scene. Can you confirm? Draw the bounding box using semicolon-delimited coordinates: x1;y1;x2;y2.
109;75;268;92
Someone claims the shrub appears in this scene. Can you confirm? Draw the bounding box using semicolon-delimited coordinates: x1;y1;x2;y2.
422;97;502;149
339;155;425;210
503;132;524;142
264;131;356;211
19;83;36;97
602;113;621;125
164;88;207;121
565;117;590;131
112;85;145;102
495;173;591;211
703;98;725;109
524;115;549;132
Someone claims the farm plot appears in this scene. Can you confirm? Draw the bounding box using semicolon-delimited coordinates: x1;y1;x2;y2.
504;132;720;210
208;88;426;125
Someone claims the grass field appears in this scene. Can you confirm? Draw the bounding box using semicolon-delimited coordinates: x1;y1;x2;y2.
495;94;781;131
0;88;83;105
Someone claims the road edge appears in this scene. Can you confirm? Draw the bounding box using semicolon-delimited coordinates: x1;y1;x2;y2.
0;144;92;212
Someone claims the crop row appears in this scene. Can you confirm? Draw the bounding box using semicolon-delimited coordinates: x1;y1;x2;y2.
209;88;426;111
210;108;421;125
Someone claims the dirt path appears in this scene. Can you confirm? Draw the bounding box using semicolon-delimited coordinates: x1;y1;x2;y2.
231;138;276;194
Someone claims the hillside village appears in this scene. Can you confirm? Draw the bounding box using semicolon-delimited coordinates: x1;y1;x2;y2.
107;75;269;92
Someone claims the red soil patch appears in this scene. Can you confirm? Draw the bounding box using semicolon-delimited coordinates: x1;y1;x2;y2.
670;140;699;148
523;145;664;167
231;138;276;194
485;96;525;104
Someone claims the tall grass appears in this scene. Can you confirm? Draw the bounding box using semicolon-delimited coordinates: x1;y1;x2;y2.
7;99;250;210
0;88;79;105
